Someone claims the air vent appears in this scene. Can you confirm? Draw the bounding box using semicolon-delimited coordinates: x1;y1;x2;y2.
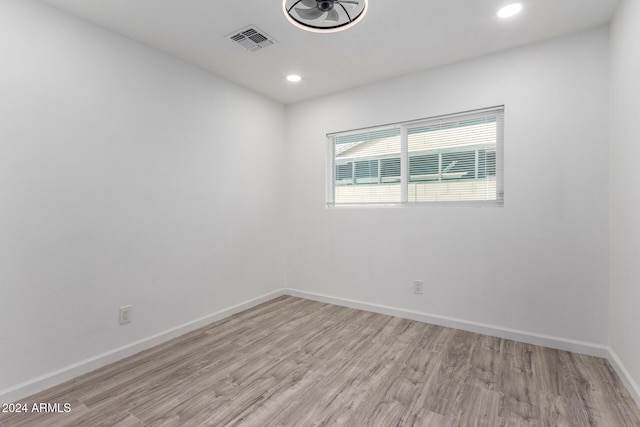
228;26;276;52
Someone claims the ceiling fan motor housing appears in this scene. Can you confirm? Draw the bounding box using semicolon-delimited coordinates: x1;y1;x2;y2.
318;1;334;12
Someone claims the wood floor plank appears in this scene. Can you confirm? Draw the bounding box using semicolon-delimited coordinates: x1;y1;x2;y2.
2;295;639;427
465;334;504;392
412;408;455;427
418;329;476;416
454;383;502;427
570;354;640;427
532;346;564;397
537;392;581;427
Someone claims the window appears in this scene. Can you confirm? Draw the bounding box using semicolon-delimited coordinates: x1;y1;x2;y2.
327;107;504;206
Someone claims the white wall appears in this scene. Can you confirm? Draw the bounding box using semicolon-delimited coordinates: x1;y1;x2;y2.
0;0;623;404
285;28;610;346
0;0;285;395
610;0;640;400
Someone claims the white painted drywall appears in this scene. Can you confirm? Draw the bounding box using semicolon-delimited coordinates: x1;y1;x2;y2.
610;0;640;398
0;0;622;403
0;0;285;392
285;28;610;346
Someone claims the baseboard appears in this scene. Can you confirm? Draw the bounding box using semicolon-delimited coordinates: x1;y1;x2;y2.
1;287;615;405
0;289;286;404
284;288;609;358
608;349;640;408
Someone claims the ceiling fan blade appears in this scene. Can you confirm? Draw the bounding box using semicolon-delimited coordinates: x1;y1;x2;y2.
300;0;317;7
336;0;358;6
295;7;324;20
325;9;339;22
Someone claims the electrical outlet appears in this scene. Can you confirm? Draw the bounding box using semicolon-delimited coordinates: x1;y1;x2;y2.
413;280;423;295
119;305;132;324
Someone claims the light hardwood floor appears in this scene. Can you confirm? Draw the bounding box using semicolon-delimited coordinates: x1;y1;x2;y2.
2;296;639;426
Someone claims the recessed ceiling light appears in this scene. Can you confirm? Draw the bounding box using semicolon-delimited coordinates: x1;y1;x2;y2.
497;3;523;18
287;74;302;83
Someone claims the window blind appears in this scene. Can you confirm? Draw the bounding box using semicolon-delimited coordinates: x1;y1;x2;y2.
331;127;402;205
328;106;504;206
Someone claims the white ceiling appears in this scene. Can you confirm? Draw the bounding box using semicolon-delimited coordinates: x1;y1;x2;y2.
41;0;618;104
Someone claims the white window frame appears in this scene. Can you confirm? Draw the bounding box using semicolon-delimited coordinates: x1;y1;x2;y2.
326;106;504;207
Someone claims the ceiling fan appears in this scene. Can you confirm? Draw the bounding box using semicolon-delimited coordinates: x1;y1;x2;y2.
283;0;368;33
